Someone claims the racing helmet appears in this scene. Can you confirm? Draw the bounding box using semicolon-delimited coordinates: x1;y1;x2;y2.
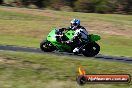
70;19;80;29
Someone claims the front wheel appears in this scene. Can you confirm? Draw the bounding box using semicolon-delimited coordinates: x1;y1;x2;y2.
82;42;100;57
40;40;55;52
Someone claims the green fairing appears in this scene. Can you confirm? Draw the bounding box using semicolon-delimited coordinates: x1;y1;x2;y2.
47;29;56;42
46;28;101;51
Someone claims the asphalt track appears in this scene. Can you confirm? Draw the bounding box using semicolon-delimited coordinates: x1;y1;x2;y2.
0;44;132;63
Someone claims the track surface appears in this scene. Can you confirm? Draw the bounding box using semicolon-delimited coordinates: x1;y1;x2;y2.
0;45;132;63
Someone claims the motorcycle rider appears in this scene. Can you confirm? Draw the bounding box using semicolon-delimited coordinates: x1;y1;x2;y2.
56;19;89;54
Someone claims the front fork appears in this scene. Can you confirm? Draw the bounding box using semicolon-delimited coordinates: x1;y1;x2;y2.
77;44;86;53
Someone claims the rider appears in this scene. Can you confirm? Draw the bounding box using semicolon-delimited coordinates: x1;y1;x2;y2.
57;19;89;53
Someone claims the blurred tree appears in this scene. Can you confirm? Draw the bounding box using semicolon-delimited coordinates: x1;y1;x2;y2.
0;0;3;4
71;0;77;7
21;0;29;6
74;0;113;13
20;0;45;8
1;0;131;14
113;0;132;14
94;0;114;13
49;0;71;10
74;0;94;12
33;0;44;8
124;0;132;13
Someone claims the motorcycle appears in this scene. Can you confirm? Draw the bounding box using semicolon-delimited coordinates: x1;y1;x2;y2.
40;28;101;57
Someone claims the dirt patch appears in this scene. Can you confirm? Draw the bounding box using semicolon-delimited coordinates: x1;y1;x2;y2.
0;57;6;62
45;80;80;88
85;21;132;37
0;57;17;64
0;56;48;71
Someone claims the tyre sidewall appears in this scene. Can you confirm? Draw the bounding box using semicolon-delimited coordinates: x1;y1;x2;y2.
82;42;100;57
40;40;55;52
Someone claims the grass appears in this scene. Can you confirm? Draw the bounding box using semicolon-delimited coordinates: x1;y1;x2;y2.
0;9;51;21
0;35;39;47
99;34;132;57
0;51;132;88
56;11;132;26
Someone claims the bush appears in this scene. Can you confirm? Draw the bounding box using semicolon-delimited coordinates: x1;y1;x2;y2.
74;0;115;13
94;0;113;13
60;6;73;12
3;0;22;7
0;0;3;4
28;4;38;9
74;0;95;13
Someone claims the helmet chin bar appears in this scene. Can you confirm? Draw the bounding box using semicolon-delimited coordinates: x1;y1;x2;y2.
71;26;78;30
71;23;79;30
71;23;77;26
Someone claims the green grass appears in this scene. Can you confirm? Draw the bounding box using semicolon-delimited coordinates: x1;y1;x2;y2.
0;51;132;88
56;11;132;27
0;10;51;21
99;35;132;57
0;35;39;48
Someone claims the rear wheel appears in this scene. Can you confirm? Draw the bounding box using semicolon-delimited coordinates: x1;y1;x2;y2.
82;42;100;57
40;40;55;52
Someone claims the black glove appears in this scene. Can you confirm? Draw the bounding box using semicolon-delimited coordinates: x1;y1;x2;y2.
58;28;66;32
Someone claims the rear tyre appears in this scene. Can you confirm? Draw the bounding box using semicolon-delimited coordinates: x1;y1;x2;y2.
82;42;100;57
40;40;55;52
74;52;79;55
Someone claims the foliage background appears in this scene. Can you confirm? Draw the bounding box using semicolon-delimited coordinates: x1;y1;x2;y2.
0;0;132;14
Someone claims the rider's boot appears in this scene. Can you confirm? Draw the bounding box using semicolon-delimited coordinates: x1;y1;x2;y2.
73;47;80;55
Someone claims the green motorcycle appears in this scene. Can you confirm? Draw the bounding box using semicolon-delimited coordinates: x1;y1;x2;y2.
40;28;101;57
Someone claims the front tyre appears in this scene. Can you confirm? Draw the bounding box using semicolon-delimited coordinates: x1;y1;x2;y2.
40;40;55;52
82;42;100;57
